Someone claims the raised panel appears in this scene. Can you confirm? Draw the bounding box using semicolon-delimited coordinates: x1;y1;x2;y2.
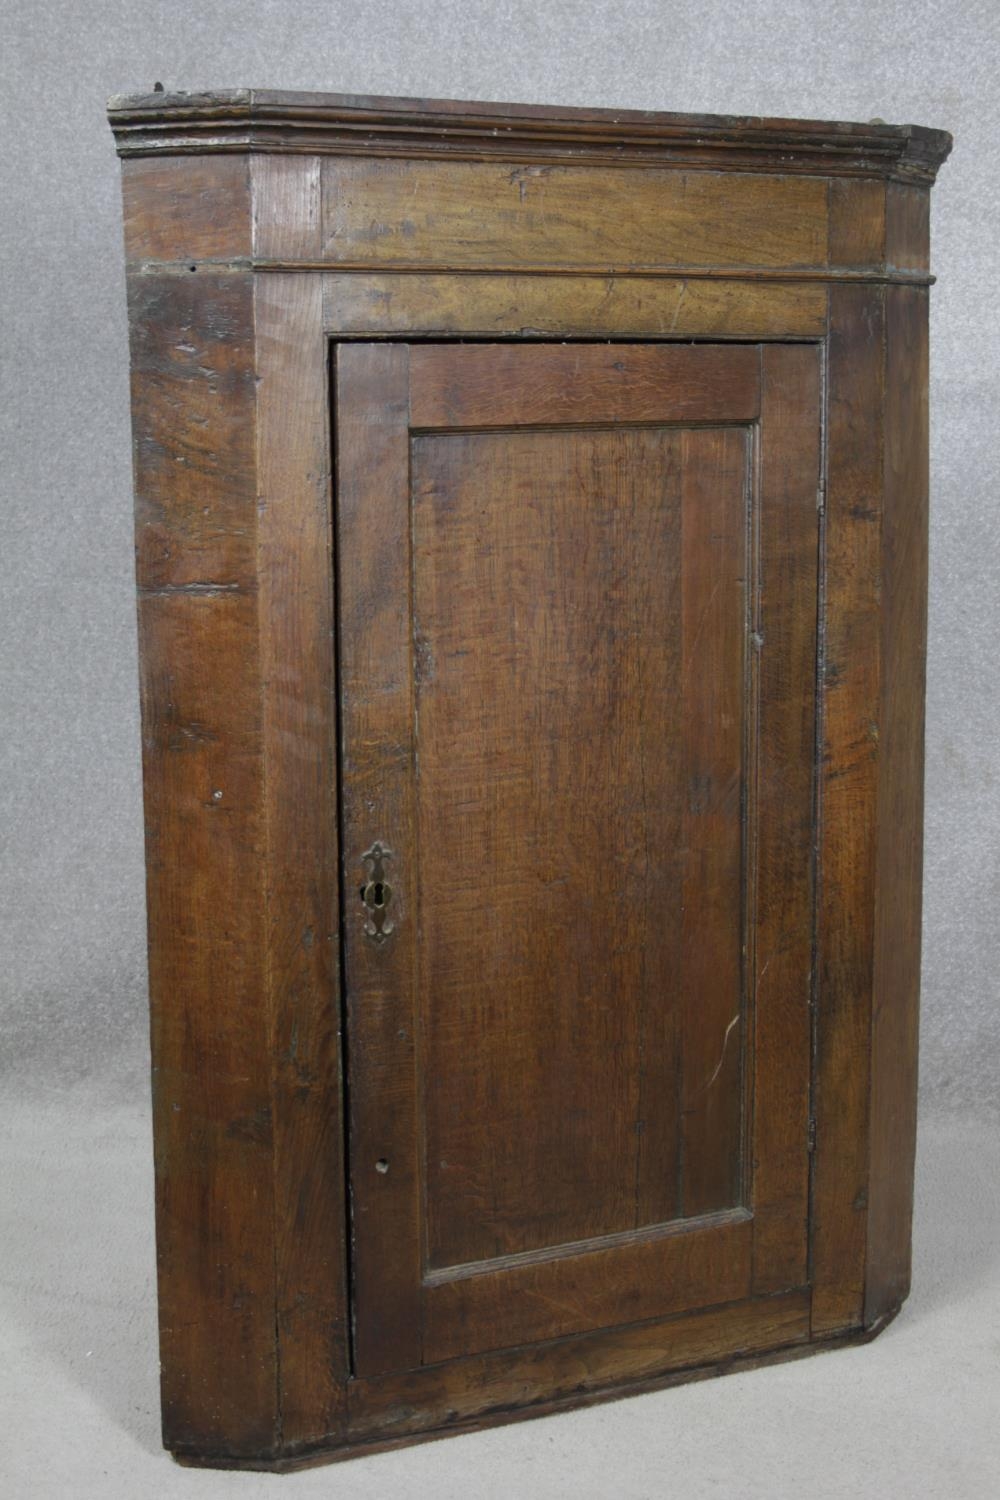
412;424;749;1274
337;341;819;1378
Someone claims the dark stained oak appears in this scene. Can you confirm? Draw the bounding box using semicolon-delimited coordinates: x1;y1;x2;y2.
866;284;930;1324
320;273;829;340
336;341;818;1373
811;283;885;1335
109;88;950;1468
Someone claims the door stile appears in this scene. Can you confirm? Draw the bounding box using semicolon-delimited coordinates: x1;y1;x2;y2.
751;343;822;1293
335;344;424;1377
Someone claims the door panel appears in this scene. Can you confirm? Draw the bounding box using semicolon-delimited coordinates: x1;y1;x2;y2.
336;342;819;1376
412;424;747;1272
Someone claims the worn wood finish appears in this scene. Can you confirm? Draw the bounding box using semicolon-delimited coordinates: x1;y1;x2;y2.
254;273;347;1444
348;1287;811;1448
321;157;828;273
887;185;931;273
866;285;930;1323
110;89;949;1468
320;273;828;340
407;341;759;425
108;89;950;184
171;1288;813;1468
811;283;885;1336
828;178;886;269
334;343;422;1380
336;339;818;1372
252;155;323;261
128;267;278;1457
867;226;932;1324
751;344;822;1294
121;154;252;262
676;426;748;1221
412;422;695;1268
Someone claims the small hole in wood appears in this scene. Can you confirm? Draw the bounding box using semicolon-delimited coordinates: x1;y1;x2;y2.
375;1159;389;1175
188;264;197;273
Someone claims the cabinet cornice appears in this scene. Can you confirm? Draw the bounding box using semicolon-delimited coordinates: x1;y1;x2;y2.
107;89;952;185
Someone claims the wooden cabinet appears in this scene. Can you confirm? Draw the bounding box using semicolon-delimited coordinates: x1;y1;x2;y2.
108;89;951;1470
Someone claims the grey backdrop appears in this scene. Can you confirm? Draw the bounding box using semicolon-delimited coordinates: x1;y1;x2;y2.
2;0;997;1115
3;6;1000;1497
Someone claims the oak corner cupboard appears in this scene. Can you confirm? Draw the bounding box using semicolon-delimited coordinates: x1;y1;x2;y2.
107;87;951;1470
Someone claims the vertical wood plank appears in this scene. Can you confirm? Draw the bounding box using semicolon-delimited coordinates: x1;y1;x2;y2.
812;285;884;1334
255;275;347;1441
678;428;749;1219
252;155;323;261
827;179;886;269
752;345;821;1291
886;185;931;273
631;433;685;1230
866;287;929;1323
335;344;423;1376
128;269;279;1456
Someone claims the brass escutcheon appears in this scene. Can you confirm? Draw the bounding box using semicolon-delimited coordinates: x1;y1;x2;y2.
359;842;394;944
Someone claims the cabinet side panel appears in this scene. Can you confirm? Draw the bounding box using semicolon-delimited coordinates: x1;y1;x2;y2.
254;274;349;1439
812;285;884;1335
866;287;929;1323
128;269;280;1454
127;273;258;589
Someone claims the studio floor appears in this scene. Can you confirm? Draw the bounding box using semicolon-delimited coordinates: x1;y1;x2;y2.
1;1095;997;1499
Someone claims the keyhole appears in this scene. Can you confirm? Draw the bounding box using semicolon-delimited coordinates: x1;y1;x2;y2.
359;881;387;908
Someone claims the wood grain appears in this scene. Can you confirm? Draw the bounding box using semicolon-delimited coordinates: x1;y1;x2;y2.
322;158;828;272
127;272;257;589
112;86;946;1466
121;155;251;262
252;155;322;261
751;344;821;1293
337;341;817;1375
322;273;828;340
408;342;760;427
886;185;931;273
109;90;952;185
335;343;423;1378
677;428;748;1219
866;286;929;1324
254;273;347;1442
347;1289;810;1446
423;1214;753;1362
811;285;884;1335
411;425;690;1271
827;179;886;268
129;263;278;1456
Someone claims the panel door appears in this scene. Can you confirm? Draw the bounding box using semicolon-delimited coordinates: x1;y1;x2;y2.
335;341;820;1376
